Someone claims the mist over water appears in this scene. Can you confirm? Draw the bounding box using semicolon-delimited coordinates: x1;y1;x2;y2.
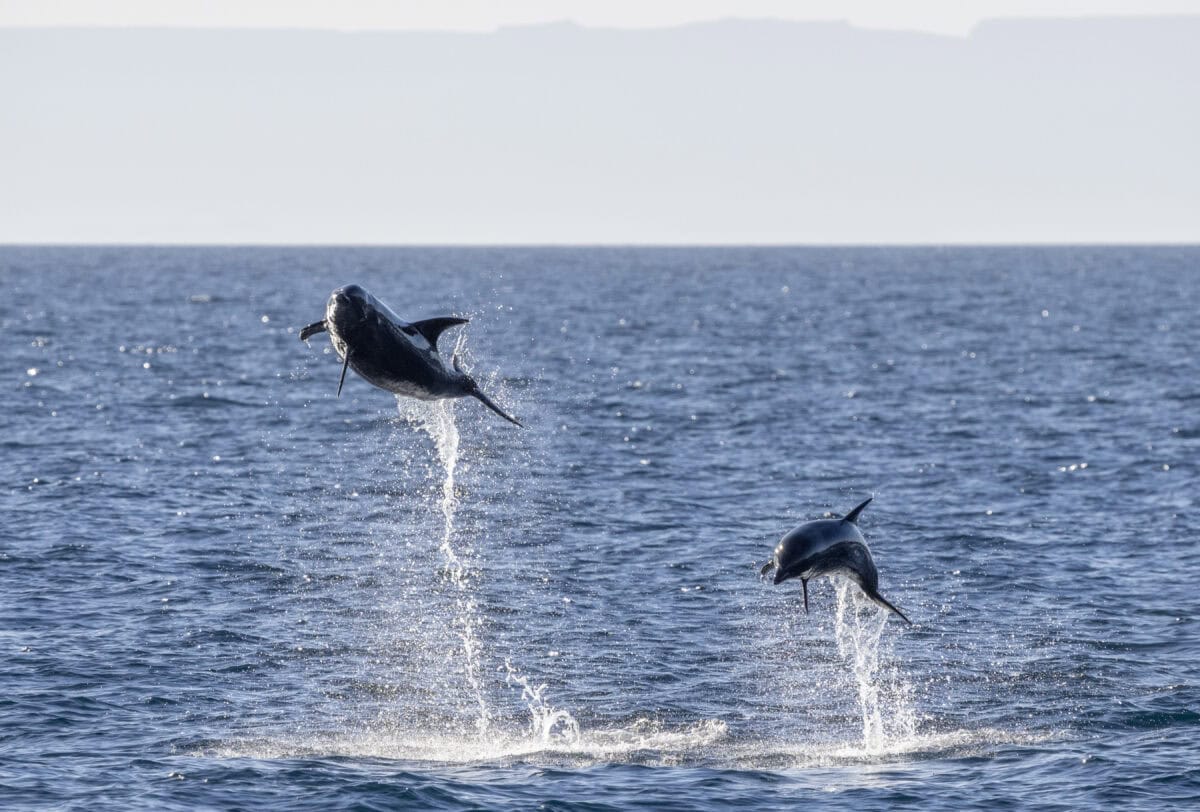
3;246;1199;809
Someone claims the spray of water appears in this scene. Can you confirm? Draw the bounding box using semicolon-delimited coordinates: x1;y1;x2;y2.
401;396;491;737
502;659;581;745
395;334;579;745
399;395;583;746
832;579;917;751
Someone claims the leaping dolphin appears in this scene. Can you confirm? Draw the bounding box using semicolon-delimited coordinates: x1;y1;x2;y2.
300;284;522;426
760;497;911;625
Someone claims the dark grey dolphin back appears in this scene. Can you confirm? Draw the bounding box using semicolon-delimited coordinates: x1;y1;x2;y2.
801;540;879;587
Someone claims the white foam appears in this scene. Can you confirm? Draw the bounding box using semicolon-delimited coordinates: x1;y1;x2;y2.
203;721;1053;770
205;717;730;765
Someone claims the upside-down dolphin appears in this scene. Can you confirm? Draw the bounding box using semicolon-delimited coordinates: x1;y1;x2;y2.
299;284;522;426
760;497;911;625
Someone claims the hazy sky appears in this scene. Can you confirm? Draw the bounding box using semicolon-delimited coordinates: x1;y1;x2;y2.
1;11;1197;244
2;0;1197;36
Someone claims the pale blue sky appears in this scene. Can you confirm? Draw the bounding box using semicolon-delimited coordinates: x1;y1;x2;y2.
2;0;1197;36
1;9;1197;244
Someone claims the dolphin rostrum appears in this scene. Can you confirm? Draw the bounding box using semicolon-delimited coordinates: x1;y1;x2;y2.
760;497;911;625
300;284;522;426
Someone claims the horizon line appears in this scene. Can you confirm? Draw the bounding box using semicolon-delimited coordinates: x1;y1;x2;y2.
3;241;1198;250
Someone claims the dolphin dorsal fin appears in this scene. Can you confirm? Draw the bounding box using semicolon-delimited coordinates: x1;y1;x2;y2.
841;497;873;524
409;317;469;350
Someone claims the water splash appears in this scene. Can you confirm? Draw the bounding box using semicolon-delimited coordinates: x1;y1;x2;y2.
384;337;579;748
208;722;1052;769
502;659;581;745
400;396;491;737
832;579;917;751
210;717;736;765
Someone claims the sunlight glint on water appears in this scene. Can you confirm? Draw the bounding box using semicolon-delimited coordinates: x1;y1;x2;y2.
8;247;1194;808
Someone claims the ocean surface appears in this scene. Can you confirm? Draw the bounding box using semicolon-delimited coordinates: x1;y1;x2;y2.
2;246;1198;810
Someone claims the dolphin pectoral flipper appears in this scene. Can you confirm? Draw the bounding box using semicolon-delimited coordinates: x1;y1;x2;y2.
409;317;469;350
863;587;912;626
336;353;351;397
300;320;327;341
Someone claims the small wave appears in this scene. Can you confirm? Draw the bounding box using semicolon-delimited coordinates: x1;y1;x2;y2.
166;394;261;409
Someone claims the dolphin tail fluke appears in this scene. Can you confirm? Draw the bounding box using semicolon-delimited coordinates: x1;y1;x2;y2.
863;587;912;625
300;320;327;341
471;389;523;427
336;354;350;398
452;354;522;427
759;560;775;578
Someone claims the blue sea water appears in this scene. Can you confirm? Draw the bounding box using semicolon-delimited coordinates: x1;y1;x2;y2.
2;246;1199;810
